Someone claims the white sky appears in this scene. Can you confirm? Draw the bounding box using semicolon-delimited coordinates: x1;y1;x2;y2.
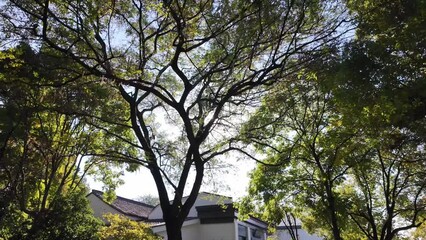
85;90;260;202
87;157;256;201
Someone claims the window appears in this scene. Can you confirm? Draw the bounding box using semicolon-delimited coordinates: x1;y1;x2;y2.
250;227;265;240
238;224;248;240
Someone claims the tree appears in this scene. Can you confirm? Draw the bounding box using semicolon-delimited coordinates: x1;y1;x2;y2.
0;188;102;240
345;133;426;240
0;44;136;239
413;219;426;240
239;72;364;240
281;212;300;240
240;0;426;239
326;2;426;236
97;213;161;240
333;0;426;137
0;1;349;239
137;194;160;206
240;68;426;240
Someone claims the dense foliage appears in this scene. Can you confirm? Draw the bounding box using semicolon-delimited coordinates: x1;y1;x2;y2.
97;214;161;240
0;188;101;240
240;0;426;239
0;1;349;239
0;44;137;239
0;0;423;239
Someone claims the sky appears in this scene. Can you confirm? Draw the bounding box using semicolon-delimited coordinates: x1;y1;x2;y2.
87;157;256;201
85;95;260;202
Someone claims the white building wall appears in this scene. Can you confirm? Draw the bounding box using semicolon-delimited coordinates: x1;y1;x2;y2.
88;194;122;220
199;222;236;240
152;219;235;240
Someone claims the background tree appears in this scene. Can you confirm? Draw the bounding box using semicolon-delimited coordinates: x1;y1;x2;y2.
137;194;160;206
239;72;365;240
413;220;426;240
334;0;426;137
240;67;426;240
327;2;426;237
0;1;349;239
240;1;426;239
345;132;426;240
0;43;138;239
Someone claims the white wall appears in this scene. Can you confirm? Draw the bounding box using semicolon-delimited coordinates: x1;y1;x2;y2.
152;219;236;240
88;194;122;220
199;221;236;240
149;193;271;240
87;193;140;221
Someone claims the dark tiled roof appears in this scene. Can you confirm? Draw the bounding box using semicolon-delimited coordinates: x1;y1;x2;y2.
150;191;233;209
91;190;154;219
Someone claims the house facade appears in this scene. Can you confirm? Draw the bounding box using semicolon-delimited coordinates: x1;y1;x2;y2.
148;192;267;240
88;190;321;240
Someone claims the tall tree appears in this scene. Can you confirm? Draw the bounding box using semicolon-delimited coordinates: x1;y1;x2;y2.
239;72;365;240
0;1;349;239
345;132;426;240
240;0;426;239
328;2;426;236
333;0;426;136
0;44;136;239
240;67;426;240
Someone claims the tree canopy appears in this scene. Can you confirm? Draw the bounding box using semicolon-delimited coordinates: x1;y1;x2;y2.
0;43;138;239
1;1;423;239
0;1;349;239
97;213;161;240
239;0;426;239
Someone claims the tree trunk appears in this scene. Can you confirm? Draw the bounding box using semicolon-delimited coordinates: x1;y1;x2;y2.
325;183;342;240
165;217;184;240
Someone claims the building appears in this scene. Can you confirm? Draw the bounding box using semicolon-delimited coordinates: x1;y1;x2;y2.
88;190;320;240
148;192;267;240
87;189;154;221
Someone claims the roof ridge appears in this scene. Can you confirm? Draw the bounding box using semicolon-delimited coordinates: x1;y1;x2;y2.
90;190;140;218
90;189;155;208
149;192;233;209
116;195;155;208
198;191;232;200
